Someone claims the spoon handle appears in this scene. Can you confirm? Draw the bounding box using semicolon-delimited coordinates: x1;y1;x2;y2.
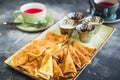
3;22;22;25
3;22;43;27
89;0;95;8
88;0;96;16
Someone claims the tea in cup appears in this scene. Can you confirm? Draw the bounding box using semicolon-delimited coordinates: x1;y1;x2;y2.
93;0;119;20
14;2;47;24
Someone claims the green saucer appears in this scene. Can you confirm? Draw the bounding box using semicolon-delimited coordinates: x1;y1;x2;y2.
14;13;54;32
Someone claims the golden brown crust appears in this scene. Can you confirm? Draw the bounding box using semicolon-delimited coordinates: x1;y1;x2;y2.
75;49;91;66
38;53;53;77
72;41;91;57
11;51;29;67
18;60;38;77
62;48;77;75
79;42;96;57
67;44;81;68
52;59;64;78
31;39;57;48
11;31;96;80
43;32;69;45
52;48;64;63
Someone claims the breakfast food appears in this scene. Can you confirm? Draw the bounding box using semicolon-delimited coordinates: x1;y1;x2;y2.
37;53;53;80
72;41;91;57
19;60;38;77
67;44;81;68
9;32;96;80
43;32;69;45
62;48;77;78
52;59;64;80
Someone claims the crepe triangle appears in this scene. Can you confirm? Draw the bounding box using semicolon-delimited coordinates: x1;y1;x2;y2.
38;53;53;77
63;48;77;74
68;44;81;68
43;32;69;44
52;59;64;79
72;41;91;57
19;60;38;77
79;42;96;57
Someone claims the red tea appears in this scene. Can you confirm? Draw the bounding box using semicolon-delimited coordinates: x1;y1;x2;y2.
24;8;43;14
97;2;115;6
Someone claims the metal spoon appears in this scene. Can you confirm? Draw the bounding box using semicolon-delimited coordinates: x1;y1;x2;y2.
3;22;44;27
88;0;96;16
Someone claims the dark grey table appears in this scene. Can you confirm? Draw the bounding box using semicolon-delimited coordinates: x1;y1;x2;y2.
0;0;120;80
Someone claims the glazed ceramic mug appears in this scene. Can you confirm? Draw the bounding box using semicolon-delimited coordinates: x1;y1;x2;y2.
94;0;119;20
14;2;47;24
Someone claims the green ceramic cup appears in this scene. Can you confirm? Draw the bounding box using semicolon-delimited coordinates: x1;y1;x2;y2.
14;2;47;24
94;0;119;20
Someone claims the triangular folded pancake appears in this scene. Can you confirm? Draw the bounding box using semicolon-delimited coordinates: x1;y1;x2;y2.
52;59;64;79
11;40;48;67
11;50;28;67
53;48;64;62
79;42;96;57
43;32;69;45
75;49;91;67
26;47;45;62
31;39;57;48
36;56;44;69
62;48;77;78
68;44;81;68
19;60;38;77
13;42;46;66
38;53;53;78
25;43;46;57
46;44;62;55
72;41;91;57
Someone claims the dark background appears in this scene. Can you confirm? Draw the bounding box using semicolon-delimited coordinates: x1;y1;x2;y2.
0;0;120;80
